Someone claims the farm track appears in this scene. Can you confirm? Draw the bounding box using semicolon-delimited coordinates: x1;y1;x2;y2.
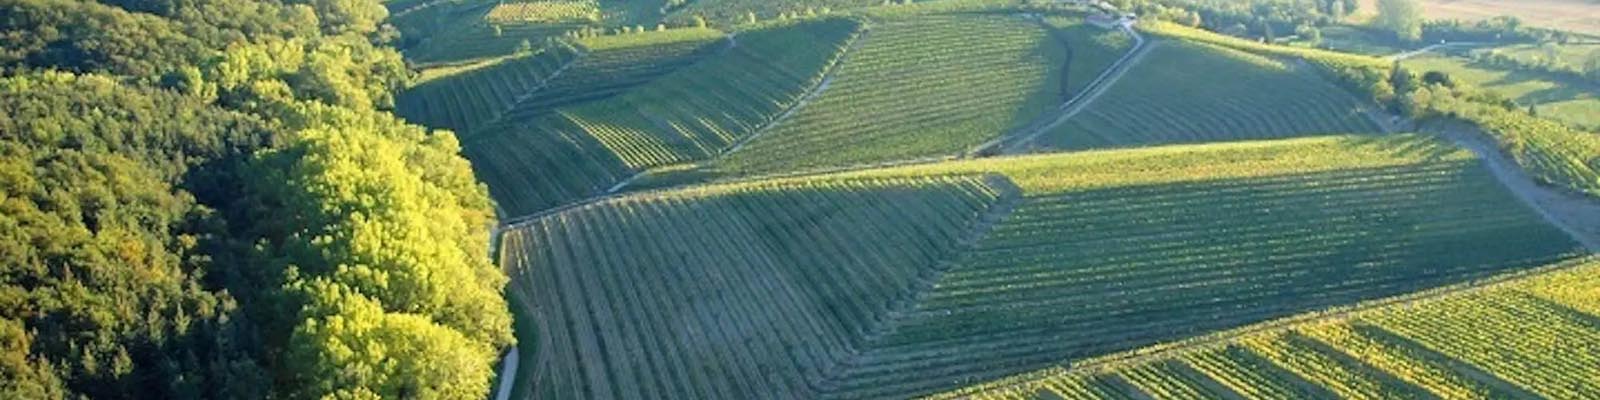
1436;124;1600;251
979;25;1150;155
462;46;589;141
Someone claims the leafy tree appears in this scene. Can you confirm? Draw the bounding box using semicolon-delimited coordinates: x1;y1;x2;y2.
1376;0;1422;42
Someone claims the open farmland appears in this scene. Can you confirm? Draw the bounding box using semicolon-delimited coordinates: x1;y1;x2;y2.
1025;40;1382;151
714;14;1066;175
464;17;862;216
485;0;601;24
501;134;1583;399
1404;52;1600;129
938;256;1600;399
396;28;725;134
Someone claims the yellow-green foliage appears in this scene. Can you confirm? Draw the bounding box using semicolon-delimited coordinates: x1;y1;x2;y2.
940;256;1600;399
574;26;724;50
485;0;601;23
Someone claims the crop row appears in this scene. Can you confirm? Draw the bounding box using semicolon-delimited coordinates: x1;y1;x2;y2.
467;17;863;216
716;14;1066;174
1034;40;1382;151
940;257;1600;399
812;157;1577;398
500;175;1006;399
485;0;601;23
395;43;580;132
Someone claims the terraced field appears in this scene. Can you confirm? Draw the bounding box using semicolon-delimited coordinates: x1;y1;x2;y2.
1026;40;1382;151
502;134;1583;399
397;28;726;134
466;17;862;216
662;0;884;26
939;256;1600;399
716;14;1065;175
501;175;1012;399
485;0;601;24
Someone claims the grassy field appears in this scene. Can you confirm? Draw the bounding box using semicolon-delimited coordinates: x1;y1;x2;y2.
714;14;1065;175
1404;52;1600;129
662;0;886;26
1026;40;1381;151
465;17;862;216
936;256;1600;399
1350;0;1600;35
502;134;1582;399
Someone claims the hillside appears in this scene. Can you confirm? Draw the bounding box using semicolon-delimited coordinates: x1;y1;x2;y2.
714;13;1067;174
501;134;1582;399
464;17;863;216
1024;39;1382;151
938;255;1600;399
1404;51;1600;130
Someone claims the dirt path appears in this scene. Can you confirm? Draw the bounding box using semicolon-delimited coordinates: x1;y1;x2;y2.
987;27;1152;154
715;26;871;158
1388;41;1487;61
1433;123;1600;250
493;348;520;400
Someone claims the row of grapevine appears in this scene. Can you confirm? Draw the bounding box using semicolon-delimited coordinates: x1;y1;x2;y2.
467;17;864;216
395;43;581;133
811;136;1576;398
487;28;729;127
941;256;1600;399
398;28;725;134
1046;17;1133;98
1029;40;1382;151
716;14;1067;175
502;135;1584;398
485;0;601;23
500;175;1009;399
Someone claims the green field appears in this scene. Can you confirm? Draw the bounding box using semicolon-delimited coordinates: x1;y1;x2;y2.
396;28;726;134
502;134;1582;399
465;17;862;216
1027;40;1382;151
714;14;1066;175
939;256;1600;399
1405;52;1600;129
663;0;886;26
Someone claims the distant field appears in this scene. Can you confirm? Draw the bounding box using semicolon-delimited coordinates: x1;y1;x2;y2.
1404;52;1600;129
503;134;1582;399
663;0;885;26
715;14;1065;175
1028;40;1381;151
939;256;1600;399
465;18;862;216
1355;0;1600;35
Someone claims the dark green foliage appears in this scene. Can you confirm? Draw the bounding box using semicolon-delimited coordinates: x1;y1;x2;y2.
0;72;275;399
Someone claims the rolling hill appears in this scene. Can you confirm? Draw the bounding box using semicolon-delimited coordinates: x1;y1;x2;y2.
500;134;1583;399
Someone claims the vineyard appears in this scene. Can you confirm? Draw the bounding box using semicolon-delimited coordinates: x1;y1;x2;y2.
485;1;602;24
396;28;725;134
662;0;887;26
1048;17;1134;98
503;134;1583;399
1026;40;1383;151
938;256;1600;399
465;17;863;216
715;14;1066;175
501;175;1012;399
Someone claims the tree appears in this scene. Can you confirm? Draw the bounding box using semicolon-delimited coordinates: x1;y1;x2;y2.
1376;0;1423;42
1296;24;1323;44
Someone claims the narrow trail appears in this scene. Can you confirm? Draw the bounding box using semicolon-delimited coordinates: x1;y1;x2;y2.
463;45;588;143
968;25;1151;155
604;26;870;195
1388;41;1486;61
1434;124;1600;251
493;349;520;400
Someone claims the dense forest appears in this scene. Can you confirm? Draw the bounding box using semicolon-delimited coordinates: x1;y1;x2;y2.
0;0;510;398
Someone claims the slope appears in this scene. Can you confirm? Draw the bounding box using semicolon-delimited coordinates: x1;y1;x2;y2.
1025;40;1382;151
465;17;863;217
504;134;1583;399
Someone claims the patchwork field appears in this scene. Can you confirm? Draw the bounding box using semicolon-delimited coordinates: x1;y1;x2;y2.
714;14;1066;175
1405;52;1600;129
939;256;1600;399
464;17;862;216
501;135;1583;399
1026;40;1381;151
